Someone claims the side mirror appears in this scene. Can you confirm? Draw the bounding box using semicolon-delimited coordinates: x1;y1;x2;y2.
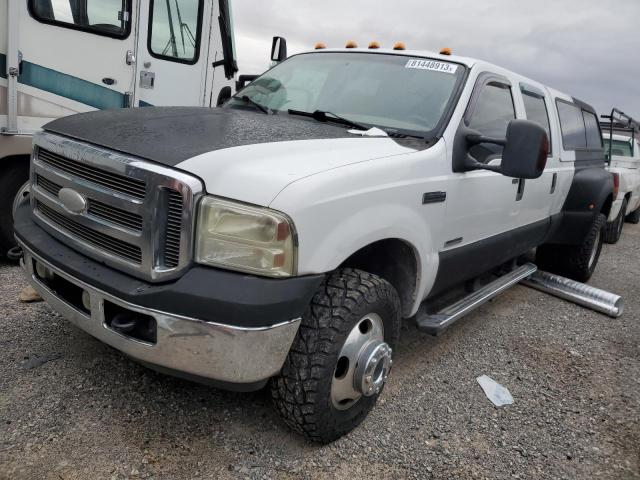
235;74;259;92
216;86;232;107
458;119;549;179
270;36;287;63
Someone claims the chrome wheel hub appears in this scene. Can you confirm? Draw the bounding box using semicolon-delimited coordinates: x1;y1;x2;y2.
354;342;392;397
331;313;392;410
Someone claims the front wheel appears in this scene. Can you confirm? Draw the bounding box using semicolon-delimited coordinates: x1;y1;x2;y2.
536;213;606;282
270;268;401;443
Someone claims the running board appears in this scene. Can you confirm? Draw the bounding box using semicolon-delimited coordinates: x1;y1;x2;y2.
416;263;538;335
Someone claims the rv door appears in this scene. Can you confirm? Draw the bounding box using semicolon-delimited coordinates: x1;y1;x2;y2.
135;0;214;107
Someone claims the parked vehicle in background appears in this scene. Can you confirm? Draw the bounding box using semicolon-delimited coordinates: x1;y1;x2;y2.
600;109;640;243
0;0;239;256
14;44;613;442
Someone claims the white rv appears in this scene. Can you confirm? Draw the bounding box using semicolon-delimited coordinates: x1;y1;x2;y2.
0;0;240;254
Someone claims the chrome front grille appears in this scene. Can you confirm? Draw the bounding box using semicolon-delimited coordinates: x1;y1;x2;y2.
38;148;147;199
30;132;203;282
37;174;144;232
37;201;143;264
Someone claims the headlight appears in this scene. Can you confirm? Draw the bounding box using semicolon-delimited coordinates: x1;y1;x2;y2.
195;197;296;277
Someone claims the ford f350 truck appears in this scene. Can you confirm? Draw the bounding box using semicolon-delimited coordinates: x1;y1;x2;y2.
14;45;613;442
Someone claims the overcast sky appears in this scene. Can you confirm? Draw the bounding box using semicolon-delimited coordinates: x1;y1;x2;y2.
232;0;640;119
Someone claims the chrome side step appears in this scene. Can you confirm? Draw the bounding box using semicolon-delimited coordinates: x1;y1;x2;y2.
416;263;538;335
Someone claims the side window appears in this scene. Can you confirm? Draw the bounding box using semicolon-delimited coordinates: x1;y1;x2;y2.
29;0;130;39
148;0;204;64
582;111;603;150
556;101;586;150
522;90;552;154
468;82;516;162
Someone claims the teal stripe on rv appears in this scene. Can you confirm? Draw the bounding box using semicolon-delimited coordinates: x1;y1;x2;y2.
0;53;125;109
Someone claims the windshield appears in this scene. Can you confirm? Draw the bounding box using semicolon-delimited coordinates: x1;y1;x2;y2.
226;52;466;137
605;139;633;157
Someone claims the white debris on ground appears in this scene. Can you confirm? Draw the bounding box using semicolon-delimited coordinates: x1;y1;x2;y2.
476;375;514;407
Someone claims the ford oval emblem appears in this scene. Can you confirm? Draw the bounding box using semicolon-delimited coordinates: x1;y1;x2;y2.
58;188;87;214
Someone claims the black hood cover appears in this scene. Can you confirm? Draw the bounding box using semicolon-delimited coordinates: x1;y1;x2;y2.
44;107;355;166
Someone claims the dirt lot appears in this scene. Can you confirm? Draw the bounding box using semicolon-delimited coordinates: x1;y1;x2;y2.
1;225;638;480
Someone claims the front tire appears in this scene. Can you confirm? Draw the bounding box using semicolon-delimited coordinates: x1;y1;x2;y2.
270;268;401;443
604;198;627;244
536;213;606;282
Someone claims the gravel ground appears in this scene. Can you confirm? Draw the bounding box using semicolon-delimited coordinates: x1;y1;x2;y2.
1;225;638;480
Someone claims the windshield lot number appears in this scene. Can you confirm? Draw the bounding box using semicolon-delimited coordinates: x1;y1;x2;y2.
405;59;458;74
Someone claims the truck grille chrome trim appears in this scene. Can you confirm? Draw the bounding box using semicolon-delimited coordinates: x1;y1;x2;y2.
30;132;204;281
36;200;143;264
38;147;147;199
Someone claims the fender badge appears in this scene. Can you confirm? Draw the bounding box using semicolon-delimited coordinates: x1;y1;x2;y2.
58;188;87;214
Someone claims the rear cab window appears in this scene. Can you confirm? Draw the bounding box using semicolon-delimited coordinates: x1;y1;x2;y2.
556;100;603;156
29;0;131;39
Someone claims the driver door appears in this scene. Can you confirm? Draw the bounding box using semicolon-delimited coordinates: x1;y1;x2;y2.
443;74;522;249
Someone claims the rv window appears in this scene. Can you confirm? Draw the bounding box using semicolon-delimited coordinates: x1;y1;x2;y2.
29;0;130;39
582;111;603;150
148;0;204;64
522;91;552;154
557;101;586;150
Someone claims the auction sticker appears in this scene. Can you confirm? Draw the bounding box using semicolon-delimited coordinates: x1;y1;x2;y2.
405;59;458;74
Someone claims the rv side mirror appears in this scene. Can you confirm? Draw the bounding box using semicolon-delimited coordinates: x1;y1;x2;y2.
271;36;287;63
216;86;232;107
500;120;549;179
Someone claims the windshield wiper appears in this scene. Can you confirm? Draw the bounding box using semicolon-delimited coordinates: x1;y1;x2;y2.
240;95;270;114
288;109;367;130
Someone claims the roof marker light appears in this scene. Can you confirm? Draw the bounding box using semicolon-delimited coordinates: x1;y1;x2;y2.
439;47;452;56
314;42;327;50
345;40;358;48
368;41;381;49
393;42;406;51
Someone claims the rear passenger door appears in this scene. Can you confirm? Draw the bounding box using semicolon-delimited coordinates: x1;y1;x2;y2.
515;84;558;224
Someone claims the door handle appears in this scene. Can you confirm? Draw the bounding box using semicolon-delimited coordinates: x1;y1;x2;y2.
550;173;557;194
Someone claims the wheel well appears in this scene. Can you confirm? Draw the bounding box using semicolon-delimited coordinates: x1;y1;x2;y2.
339;239;418;317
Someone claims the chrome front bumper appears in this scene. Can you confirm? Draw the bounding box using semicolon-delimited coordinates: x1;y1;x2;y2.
19;242;300;387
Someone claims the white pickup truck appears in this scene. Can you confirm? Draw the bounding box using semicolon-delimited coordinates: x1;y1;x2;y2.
14;46;613;442
602;128;640;243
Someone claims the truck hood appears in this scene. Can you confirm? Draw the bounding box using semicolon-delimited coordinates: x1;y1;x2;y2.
44;107;418;206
